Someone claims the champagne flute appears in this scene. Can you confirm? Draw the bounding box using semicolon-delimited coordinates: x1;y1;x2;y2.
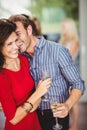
50;97;63;130
40;70;50;102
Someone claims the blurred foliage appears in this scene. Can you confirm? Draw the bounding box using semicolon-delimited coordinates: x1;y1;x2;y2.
28;0;79;33
28;0;79;20
63;0;79;20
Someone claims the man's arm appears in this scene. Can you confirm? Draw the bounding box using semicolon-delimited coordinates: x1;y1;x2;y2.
65;88;82;110
53;46;85;118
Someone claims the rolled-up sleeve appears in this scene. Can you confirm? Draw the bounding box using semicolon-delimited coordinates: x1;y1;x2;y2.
58;46;85;94
0;74;16;121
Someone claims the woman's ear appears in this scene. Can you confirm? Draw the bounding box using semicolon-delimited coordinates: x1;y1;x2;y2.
27;25;33;35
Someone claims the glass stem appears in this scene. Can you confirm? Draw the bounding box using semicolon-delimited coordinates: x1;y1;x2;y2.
45;92;49;99
55;117;59;126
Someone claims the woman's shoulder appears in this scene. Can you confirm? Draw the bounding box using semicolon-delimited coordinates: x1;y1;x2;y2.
0;70;10;85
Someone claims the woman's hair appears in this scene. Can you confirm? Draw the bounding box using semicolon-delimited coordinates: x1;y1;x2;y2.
9;14;39;36
60;18;79;44
0;19;16;71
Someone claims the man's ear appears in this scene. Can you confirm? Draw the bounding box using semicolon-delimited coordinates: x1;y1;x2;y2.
27;25;33;35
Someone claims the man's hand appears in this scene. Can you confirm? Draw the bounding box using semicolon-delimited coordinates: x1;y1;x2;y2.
52;103;69;118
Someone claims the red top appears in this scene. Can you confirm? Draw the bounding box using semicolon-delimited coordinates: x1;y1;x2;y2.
0;55;42;130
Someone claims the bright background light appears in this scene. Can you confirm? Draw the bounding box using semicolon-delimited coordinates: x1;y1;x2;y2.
0;0;32;18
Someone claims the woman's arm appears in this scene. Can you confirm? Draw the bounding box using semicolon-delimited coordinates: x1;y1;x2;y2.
10;78;51;125
69;41;79;57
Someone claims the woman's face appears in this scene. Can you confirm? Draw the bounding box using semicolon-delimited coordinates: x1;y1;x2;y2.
2;32;19;60
61;22;69;35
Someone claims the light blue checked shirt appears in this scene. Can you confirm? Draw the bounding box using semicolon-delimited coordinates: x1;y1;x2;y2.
25;36;85;110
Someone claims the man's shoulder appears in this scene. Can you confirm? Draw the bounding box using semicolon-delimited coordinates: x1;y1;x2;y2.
47;40;64;50
39;36;67;53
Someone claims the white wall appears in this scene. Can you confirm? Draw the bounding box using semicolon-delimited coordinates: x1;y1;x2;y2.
79;0;87;102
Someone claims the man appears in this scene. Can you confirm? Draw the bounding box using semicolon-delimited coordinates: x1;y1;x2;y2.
9;14;85;130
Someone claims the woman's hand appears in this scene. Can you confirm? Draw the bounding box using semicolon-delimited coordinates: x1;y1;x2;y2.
36;78;51;97
30;78;51;112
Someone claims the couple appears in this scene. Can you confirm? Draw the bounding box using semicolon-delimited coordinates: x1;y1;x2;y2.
0;15;85;130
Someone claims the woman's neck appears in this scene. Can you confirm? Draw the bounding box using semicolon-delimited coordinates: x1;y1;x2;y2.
3;57;20;71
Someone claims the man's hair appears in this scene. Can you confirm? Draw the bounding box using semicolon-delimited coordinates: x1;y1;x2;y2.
9;14;39;36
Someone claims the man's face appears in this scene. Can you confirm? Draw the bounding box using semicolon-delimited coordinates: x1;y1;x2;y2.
15;21;30;53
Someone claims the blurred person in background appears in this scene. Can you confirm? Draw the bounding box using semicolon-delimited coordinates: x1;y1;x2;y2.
32;17;43;36
59;18;80;69
0;19;51;130
59;18;80;130
9;14;85;130
32;17;48;39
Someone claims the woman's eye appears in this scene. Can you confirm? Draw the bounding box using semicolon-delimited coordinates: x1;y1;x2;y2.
7;42;12;46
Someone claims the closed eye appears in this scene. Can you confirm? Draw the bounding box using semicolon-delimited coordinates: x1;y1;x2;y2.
15;38;19;42
16;31;21;36
7;42;12;46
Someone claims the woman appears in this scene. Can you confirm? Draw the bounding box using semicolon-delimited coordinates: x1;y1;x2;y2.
59;18;80;130
59;18;80;67
0;19;51;130
32;17;43;36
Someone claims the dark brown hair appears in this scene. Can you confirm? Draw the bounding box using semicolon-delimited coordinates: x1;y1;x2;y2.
9;14;39;36
0;19;16;71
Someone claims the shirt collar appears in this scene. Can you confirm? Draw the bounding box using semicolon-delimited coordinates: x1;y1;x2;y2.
35;36;46;50
21;36;46;57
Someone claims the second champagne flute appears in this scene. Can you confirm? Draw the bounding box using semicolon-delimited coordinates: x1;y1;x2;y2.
50;97;63;130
